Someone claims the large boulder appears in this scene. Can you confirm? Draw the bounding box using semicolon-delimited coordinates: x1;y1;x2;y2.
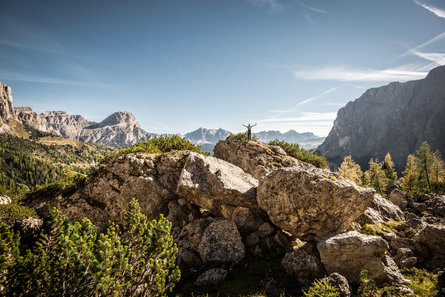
388;190;413;211
198;219;245;265
317;231;407;285
257;166;374;240
27;152;200;227
213;139;308;180
357;194;405;225
282;242;325;285
413;224;445;268
176;152;258;218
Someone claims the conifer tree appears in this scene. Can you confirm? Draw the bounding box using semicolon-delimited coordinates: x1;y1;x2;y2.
382;153;397;181
401;154;417;193
431;149;445;183
415;141;434;191
364;159;386;194
338;155;363;185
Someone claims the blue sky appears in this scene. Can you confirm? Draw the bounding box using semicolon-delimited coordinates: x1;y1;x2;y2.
1;0;444;136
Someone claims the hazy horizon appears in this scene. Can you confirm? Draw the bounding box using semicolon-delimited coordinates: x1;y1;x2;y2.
1;0;444;137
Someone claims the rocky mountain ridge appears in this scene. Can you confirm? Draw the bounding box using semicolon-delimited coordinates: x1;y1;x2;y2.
0;82;154;147
317;65;445;172
185;127;325;153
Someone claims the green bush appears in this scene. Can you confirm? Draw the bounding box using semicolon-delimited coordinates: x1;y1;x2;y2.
404;268;440;297
29;172;87;198
226;131;259;141
268;139;328;169
304;279;340;297
101;135;209;163
2;198;180;296
0;204;38;225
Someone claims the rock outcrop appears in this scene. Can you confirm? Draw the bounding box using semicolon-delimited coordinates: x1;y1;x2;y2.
317;65;445;172
176;152;258;218
257;166;374;240
0;82;17;121
317;231;407;285
214;139;307;180
357;194;405;225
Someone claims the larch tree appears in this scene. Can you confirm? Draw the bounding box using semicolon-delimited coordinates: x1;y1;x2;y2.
415;141;434;191
401;154;417;193
382;153;397;181
338;155;363;185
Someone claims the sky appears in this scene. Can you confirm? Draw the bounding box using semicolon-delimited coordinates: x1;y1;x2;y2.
0;0;444;137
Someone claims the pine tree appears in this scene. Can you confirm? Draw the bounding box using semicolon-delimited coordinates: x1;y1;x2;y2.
415;141;434;192
401;154;417;193
430;149;445;183
382;153;397;181
338;155;363;185
364;159;386;195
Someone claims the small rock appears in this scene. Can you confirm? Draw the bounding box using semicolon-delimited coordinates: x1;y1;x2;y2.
194;268;228;286
321;273;352;297
198;219;245;265
394;248;417;268
282;242;325;285
257;222;275;238
0;195;11;205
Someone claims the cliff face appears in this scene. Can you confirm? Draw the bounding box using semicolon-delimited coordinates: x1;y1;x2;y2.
317;65;445;172
0;82;153;147
0;83;17;121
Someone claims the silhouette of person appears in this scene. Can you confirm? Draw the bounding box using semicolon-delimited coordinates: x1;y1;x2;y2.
242;123;257;141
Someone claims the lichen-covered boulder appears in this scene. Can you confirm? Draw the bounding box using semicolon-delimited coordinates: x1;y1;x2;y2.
176;152;258;218
317;231;407;285
213;139;308;180
321;273;352;297
257;166;374;240
198;219;245;265
357;194;405;225
282;242;325;285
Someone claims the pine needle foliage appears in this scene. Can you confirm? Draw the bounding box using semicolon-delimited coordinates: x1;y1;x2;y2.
1;198;180;297
101;135;209;163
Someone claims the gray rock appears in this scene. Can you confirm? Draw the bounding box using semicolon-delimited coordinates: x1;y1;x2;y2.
317;231;407;285
198;219;245;265
394;248;417;269
0;82;17;121
176;152;258;218
213;139;308;180
257;166;374;240
321;273;352;297
357;194;405;225
231;206;264;235
389;190;413;211
282;242;325;285
413;224;445;256
317;65;445;172
194;268;228;286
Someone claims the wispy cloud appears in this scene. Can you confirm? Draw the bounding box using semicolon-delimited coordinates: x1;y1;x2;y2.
294;66;428;82
412;51;445;65
246;0;284;14
297;2;328;14
397;31;445;60
413;0;445;18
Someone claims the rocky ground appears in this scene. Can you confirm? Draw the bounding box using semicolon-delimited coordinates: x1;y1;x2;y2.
21;138;445;296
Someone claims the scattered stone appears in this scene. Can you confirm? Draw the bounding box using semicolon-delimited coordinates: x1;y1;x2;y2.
258;166;374;240
321;273;352;297
198;219;245;265
282;242;325;285
394;248;417;269
231;207;264;235
317;231;407;285
257;222;275;238
194;268;228;286
358;194;405;225
176;152;258;218
389;190;413;211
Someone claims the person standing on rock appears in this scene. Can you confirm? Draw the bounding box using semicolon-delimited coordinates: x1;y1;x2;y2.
242;123;257;141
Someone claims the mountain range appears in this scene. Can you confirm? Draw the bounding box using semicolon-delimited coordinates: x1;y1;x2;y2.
317;65;445;172
0;82;325;149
